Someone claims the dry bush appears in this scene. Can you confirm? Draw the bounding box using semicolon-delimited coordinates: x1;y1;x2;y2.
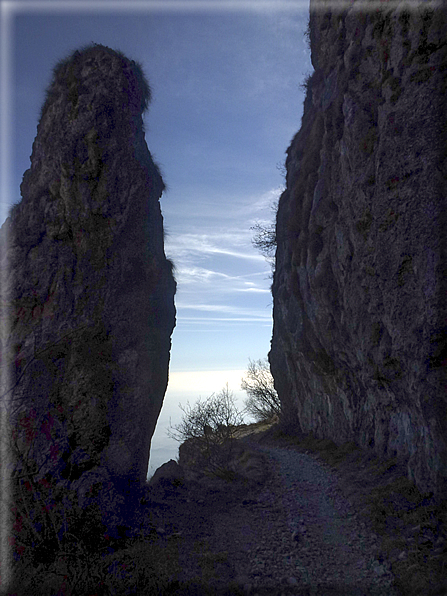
168;384;245;479
241;358;281;423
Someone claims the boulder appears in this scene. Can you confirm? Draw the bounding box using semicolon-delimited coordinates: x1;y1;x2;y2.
269;2;447;498
149;459;185;491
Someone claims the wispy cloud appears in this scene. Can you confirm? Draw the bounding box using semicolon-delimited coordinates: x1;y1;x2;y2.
164;186;282;223
163;185;275;331
236;187;283;217
177;266;269;287
177;300;266;310
236;287;270;293
179;316;271;323
173;298;272;326
164;186;281;275
167;233;265;263
172;260;271;299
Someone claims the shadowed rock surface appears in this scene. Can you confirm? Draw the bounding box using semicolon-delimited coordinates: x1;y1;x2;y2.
1;44;175;505
269;0;447;499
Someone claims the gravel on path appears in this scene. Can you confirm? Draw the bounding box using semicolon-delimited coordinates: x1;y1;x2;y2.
163;438;402;595
222;441;401;595
146;426;445;595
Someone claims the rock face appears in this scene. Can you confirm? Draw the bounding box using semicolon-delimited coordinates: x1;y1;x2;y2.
1;44;176;493
269;2;446;497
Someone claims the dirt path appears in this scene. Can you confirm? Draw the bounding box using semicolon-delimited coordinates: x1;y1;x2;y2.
145;442;397;594
8;426;445;595
143;427;446;595
201;443;399;595
218;442;399;595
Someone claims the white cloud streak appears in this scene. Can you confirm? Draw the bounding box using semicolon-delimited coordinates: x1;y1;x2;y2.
166;233;265;264
163;186;276;329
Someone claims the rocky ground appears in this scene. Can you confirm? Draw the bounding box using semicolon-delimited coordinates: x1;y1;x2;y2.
142;422;447;596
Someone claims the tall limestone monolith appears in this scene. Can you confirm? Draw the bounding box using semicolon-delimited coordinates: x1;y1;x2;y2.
0;44;176;559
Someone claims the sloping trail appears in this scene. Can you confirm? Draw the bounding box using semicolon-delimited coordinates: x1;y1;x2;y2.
204;441;400;595
150;439;401;595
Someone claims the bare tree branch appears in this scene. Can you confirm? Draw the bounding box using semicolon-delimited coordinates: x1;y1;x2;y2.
167;384;245;477
241;358;280;423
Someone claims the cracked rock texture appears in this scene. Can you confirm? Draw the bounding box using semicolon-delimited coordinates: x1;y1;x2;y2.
1;44;176;490
269;1;447;498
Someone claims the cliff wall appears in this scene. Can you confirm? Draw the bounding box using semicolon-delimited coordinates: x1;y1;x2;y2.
1;45;176;495
269;1;446;497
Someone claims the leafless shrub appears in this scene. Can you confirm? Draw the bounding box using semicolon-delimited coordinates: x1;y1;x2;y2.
241;358;281;423
168;384;245;479
250;198;279;275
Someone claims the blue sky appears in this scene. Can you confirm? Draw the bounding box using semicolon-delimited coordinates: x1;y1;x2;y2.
1;0;312;474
